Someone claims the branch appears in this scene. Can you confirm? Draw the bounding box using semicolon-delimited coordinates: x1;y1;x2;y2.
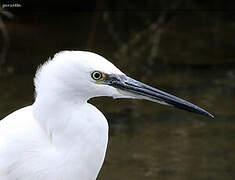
0;16;9;69
0;7;13;74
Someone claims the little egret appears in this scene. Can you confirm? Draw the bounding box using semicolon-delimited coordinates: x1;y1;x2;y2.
0;51;213;180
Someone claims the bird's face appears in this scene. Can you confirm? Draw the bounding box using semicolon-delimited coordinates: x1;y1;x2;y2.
88;70;213;118
67;51;213;118
35;51;213;118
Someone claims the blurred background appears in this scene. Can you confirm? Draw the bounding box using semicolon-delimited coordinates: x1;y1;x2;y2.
0;0;235;179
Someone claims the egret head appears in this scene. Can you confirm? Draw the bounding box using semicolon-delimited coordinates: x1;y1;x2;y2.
35;51;213;118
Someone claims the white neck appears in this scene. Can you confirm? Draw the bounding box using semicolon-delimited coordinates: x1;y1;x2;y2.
32;85;86;142
32;91;109;180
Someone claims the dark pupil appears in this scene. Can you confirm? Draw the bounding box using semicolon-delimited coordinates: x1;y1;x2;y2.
94;72;101;79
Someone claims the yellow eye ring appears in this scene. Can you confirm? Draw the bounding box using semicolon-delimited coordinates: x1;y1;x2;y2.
91;71;103;80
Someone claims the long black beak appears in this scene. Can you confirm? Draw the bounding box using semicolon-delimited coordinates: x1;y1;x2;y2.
105;74;214;118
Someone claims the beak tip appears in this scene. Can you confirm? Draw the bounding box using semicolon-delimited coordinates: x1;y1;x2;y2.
208;113;214;118
204;111;214;118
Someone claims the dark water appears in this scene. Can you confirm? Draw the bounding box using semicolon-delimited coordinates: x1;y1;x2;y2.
0;65;234;180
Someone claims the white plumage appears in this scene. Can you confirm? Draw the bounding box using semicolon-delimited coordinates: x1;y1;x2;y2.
0;51;213;180
0;51;125;180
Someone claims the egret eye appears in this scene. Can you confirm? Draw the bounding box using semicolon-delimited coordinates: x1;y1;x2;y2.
91;71;103;80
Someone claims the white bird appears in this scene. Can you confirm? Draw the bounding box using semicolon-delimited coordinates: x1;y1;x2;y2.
0;51;213;180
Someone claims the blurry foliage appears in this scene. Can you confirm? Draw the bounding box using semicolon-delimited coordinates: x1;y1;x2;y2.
0;0;234;76
101;0;235;81
0;7;13;75
102;0;184;80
